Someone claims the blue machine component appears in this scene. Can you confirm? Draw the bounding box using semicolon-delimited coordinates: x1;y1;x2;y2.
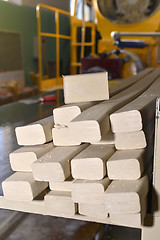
114;40;148;49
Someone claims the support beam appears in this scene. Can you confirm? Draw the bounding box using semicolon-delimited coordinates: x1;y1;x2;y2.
110;212;143;229
141;214;160;240
0;196;110;224
152;98;160;212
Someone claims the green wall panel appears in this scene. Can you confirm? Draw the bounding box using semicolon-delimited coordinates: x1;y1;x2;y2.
0;1;37;86
0;1;71;86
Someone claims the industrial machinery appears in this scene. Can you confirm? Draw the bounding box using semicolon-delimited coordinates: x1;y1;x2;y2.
90;0;160;78
36;1;160;90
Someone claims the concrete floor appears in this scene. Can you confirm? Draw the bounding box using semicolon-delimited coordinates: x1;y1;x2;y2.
4;212;103;240
105;225;141;240
0;210;141;240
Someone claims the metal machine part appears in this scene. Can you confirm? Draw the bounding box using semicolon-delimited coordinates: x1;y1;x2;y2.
97;0;160;24
111;31;160;65
106;49;145;74
111;31;160;41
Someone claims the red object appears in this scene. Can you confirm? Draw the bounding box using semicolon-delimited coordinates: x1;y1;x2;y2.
39;95;57;102
81;58;123;79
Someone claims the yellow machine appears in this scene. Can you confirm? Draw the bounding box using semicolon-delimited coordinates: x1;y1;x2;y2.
36;1;160;90
92;0;160;77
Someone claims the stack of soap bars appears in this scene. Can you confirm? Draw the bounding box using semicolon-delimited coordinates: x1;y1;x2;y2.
2;69;159;228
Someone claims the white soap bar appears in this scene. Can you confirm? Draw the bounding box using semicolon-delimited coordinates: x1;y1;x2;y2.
110;69;160;133
10;142;54;172
107;149;145;180
57;69;160;145
15;116;54;146
2;172;48;201
71;178;110;204
110;110;142;133
71;144;115;180
104;175;148;214
53;102;97;125
45;191;77;216
63;72;109;104
53;118;109;146
32;144;88;182
115;131;147;150
110;198;147;228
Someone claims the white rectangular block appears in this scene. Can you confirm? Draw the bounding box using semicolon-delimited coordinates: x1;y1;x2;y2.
110;110;142;133
52;120;104;146
45;191;77;216
79;203;108;219
9;142;54;172
110;69;160;133
53;69;160;147
32;144;88;182
71;178;110;204
49;176;75;192
63;72;109;104
71;144;115;180
110;198;147;228
2;172;48;201
110;97;156;134
15;116;54;146
53;102;97;125
107;149;145;180
115;131;147;150
104;175;149;214
53;115;109;146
